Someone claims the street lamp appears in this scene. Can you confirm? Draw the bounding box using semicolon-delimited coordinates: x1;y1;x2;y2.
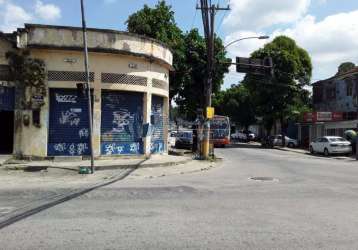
224;36;269;50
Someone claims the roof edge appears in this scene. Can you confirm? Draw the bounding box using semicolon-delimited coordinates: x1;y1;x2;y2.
23;23;172;52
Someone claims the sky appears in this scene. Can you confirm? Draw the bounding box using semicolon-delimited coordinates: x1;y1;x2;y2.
1;0;358;89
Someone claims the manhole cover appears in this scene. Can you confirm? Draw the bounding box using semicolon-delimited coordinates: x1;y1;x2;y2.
249;177;278;182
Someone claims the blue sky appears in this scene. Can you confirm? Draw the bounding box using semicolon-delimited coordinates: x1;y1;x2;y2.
1;0;358;89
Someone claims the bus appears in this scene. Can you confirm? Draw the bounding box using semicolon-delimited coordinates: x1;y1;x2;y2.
210;115;231;147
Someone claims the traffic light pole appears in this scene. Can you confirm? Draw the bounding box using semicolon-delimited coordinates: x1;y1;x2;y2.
197;0;230;159
80;0;95;173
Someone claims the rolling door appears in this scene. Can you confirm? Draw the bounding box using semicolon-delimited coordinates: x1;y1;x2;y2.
0;86;15;153
0;86;15;111
48;89;90;156
101;90;143;155
151;95;165;153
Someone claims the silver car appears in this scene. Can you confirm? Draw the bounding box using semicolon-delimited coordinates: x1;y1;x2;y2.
272;135;298;148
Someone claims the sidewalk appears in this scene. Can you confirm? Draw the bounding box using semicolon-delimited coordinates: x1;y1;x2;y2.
2;154;192;172
0;155;218;229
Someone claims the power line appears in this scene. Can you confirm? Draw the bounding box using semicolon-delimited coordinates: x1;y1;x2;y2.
190;0;199;31
215;11;227;33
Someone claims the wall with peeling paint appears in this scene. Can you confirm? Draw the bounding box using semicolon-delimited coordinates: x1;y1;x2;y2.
14;24;171;158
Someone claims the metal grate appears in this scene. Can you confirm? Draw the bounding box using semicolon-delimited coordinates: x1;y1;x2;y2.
101;73;147;86
152;79;168;90
0;65;11;81
48;71;94;82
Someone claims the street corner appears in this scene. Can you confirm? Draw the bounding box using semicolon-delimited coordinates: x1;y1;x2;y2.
126;156;220;180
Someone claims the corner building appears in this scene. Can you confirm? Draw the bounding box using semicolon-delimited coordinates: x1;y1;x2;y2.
0;24;172;158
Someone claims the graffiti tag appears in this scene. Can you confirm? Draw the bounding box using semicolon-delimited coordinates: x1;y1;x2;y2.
79;128;89;138
55;94;77;103
112;110;133;133
59;110;81;126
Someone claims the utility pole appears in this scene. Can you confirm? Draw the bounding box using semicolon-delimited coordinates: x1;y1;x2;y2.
80;0;95;173
197;0;230;159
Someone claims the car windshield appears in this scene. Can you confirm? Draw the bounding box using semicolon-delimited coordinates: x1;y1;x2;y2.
178;132;192;138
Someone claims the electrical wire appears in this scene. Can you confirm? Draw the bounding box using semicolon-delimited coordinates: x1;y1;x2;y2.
190;0;199;31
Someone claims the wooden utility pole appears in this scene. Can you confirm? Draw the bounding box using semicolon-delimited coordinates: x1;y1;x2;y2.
197;0;230;159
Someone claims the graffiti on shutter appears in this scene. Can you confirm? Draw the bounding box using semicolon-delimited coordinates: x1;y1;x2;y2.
48;89;90;156
101;91;143;155
151;95;165;153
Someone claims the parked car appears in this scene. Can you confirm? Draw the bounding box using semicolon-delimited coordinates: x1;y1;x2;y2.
243;130;256;141
168;131;177;148
272;135;298;148
231;131;248;142
310;136;352;156
175;131;193;149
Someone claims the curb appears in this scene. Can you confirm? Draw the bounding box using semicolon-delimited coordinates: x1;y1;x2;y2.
2;158;193;172
275;147;308;155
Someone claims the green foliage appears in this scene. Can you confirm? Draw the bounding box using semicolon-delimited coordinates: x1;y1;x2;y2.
175;29;230;120
126;1;230;120
337;62;355;75
126;1;186;101
242;36;312;132
6;50;47;96
213;84;256;129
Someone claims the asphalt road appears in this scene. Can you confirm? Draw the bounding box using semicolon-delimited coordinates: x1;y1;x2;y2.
2;144;358;249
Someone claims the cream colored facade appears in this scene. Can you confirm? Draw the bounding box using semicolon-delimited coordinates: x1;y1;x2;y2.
3;24;172;158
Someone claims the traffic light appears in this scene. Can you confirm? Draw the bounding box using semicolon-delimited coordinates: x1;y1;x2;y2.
263;57;274;77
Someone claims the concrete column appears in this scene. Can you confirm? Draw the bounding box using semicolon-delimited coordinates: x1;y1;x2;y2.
92;70;101;157
163;96;169;154
143;91;152;157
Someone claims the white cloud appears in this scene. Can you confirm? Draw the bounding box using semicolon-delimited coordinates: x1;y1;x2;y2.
223;7;358;87
0;0;61;32
35;0;61;21
224;0;311;31
273;10;358;80
0;2;32;32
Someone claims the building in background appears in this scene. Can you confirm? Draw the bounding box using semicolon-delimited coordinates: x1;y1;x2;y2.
298;67;358;147
0;24;172;158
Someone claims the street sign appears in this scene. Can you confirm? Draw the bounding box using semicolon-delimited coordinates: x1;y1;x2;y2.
206;107;215;119
236;56;273;76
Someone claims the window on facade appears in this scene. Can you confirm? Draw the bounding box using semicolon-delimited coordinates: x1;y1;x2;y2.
347;82;353;96
326;129;337;136
326;88;336;100
313;86;323;104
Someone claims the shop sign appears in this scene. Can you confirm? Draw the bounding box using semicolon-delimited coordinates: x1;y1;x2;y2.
303;112;343;122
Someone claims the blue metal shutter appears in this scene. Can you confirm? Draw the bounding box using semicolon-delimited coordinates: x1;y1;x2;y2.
151;95;165;153
101;90;143;155
48;89;90;156
0;86;15;111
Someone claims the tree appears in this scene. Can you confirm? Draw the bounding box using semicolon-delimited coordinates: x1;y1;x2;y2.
175;29;230;120
213;84;256;130
126;2;230;120
126;1;186;103
337;62;355;75
242;36;312;134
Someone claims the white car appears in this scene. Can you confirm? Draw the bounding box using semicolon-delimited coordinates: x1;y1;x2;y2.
231;131;248;142
168;132;176;148
309;136;352;156
272;135;298;148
